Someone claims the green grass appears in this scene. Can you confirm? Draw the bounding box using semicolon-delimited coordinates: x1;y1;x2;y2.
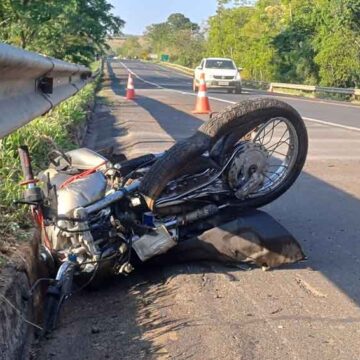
0;79;99;254
90;60;101;73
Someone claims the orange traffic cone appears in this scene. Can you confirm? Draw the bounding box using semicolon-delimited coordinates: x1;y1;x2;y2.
192;73;211;114
126;73;135;100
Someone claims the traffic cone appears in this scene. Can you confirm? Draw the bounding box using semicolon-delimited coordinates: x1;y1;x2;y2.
126;73;135;100
192;73;211;114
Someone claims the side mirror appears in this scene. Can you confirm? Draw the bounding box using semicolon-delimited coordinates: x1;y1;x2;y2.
238;67;243;72
196;66;202;70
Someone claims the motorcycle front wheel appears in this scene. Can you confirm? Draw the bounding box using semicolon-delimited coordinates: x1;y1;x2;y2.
140;98;308;210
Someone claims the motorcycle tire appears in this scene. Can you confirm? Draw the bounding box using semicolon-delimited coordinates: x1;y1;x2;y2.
140;98;308;210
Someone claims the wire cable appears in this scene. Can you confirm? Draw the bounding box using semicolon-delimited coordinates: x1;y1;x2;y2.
0;293;43;331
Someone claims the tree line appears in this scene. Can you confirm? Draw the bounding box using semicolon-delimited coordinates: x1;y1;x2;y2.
1;1;358;87
142;0;360;88
0;0;124;65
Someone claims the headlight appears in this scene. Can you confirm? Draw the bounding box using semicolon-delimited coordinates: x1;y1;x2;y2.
236;72;241;80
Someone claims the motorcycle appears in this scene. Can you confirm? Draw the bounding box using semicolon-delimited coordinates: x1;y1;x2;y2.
18;98;308;333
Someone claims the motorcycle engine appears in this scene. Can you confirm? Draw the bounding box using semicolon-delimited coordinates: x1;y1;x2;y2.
39;148;112;258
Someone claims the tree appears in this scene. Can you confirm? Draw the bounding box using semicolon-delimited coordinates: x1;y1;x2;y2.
312;0;360;87
116;37;145;59
272;0;319;84
167;13;199;32
0;0;125;65
207;6;254;60
146;23;171;56
206;0;360;86
145;13;204;67
207;0;283;81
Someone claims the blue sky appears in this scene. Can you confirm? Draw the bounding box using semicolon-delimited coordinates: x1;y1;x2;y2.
109;0;219;35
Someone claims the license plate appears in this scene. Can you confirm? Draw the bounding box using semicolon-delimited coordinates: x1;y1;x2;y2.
218;81;229;86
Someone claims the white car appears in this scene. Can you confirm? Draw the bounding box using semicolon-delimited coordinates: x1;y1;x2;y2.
193;57;242;94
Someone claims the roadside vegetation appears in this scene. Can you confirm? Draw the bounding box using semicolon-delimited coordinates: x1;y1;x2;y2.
0;80;98;258
0;0;124;65
124;0;360;88
0;0;118;259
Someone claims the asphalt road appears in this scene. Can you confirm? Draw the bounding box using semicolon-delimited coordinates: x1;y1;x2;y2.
36;60;360;360
121;60;360;131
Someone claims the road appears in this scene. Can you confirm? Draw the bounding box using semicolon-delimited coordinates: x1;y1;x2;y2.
36;60;360;360
123;60;360;131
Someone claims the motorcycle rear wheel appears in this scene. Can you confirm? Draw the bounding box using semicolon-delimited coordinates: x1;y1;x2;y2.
140;98;308;210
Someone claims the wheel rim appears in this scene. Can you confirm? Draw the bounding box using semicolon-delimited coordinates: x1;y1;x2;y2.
249;116;299;197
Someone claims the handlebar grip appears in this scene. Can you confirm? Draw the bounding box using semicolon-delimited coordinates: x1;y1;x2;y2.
18;146;34;182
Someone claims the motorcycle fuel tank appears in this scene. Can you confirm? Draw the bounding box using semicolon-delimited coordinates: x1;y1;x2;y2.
56;148;108;170
56;171;107;216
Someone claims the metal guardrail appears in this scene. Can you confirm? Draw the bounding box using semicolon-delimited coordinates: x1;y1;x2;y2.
314;86;354;95
0;43;93;138
269;83;358;98
269;83;316;92
242;79;269;90
158;61;359;101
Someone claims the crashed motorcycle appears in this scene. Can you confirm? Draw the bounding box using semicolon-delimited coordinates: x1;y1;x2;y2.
18;98;308;333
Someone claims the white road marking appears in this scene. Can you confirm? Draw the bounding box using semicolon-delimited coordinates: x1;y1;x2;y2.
152;63;360;110
307;156;360;160
120;62;360;133
301;117;360;132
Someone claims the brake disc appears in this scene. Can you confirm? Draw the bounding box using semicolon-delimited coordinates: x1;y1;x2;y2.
227;143;268;199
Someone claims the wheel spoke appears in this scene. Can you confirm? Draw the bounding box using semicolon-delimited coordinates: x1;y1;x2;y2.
249;117;298;196
266;128;290;155
269;149;288;157
263;173;274;185
256;119;281;146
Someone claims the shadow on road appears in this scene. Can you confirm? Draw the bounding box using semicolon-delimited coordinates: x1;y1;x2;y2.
134;95;203;141
107;60;204;141
265;171;360;304
35;270;198;360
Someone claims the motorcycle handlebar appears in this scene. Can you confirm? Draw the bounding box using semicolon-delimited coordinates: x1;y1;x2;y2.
85;180;141;215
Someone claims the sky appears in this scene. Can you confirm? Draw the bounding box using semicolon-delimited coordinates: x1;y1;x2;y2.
109;0;219;35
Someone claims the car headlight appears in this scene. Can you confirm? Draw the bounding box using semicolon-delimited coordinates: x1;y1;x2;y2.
236;72;241;80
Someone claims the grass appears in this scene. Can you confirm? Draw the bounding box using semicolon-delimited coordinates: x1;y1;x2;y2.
90;60;101;73
0;77;100;261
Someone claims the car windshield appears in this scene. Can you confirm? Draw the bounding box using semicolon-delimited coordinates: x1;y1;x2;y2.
205;60;235;70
